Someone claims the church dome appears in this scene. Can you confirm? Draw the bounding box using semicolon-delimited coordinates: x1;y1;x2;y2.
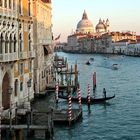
96;19;106;30
76;10;94;34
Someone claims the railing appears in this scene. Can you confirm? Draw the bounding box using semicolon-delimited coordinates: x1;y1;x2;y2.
19;52;28;59
0;52;18;62
0;7;17;18
28;51;35;58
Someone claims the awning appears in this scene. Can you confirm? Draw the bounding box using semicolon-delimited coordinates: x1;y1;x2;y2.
43;45;53;55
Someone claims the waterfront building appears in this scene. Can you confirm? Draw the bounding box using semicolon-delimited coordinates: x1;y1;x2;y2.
110;31;136;42
66;10;110;53
0;0;34;117
125;43;140;56
66;10;138;54
33;0;54;95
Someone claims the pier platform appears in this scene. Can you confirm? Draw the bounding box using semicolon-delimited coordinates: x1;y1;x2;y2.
53;109;82;125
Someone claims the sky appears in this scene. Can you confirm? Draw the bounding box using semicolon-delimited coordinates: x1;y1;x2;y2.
52;0;140;42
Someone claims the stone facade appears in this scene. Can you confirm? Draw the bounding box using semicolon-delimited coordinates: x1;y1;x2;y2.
0;0;54;119
33;0;53;94
0;0;35;118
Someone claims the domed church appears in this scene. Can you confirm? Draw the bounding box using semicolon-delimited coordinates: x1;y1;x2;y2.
76;10;94;34
96;18;110;34
76;10;110;35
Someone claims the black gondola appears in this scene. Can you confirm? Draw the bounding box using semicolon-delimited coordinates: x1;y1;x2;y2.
58;94;115;104
85;61;90;65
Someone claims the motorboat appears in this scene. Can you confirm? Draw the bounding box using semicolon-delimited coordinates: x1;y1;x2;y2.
112;64;119;70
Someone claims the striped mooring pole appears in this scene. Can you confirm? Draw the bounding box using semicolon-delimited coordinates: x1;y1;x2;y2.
93;72;96;90
68;94;72;126
87;83;91;108
55;82;59;103
77;88;82;110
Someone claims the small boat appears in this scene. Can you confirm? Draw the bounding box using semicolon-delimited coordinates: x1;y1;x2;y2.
112;64;118;70
90;58;94;61
85;61;90;65
58;94;115;104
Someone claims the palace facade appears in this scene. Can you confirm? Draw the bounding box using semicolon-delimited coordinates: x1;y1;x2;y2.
0;0;53;118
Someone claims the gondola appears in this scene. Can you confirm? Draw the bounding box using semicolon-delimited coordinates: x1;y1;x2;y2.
58;94;115;104
85;61;90;65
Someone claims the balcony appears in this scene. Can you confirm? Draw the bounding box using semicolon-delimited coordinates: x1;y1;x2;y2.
28;51;35;58
0;7;17;18
0;52;18;62
19;52;28;59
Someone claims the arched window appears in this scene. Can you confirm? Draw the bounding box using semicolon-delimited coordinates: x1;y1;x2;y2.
5;34;8;53
28;34;31;51
19;33;22;52
14;34;16;52
9;34;12;53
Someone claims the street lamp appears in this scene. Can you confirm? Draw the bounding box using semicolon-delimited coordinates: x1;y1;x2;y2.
27;79;31;101
8;86;13;134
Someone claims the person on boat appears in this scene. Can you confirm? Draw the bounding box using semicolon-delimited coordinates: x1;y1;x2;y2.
103;88;106;98
86;61;90;65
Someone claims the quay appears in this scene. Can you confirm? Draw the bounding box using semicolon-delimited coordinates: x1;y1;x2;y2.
53;109;82;125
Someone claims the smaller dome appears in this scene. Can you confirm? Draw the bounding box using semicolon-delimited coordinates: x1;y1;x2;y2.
96;19;106;30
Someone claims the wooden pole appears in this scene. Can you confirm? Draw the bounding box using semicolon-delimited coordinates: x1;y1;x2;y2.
87;83;91;110
93;72;96;90
55;82;59;103
77;88;82;111
68;95;72;126
74;63;77;87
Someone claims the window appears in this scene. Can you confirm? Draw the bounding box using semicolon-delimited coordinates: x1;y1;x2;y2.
20;63;23;75
28;34;31;51
28;0;31;16
13;0;15;10
9;34;12;53
30;61;32;72
9;0;11;9
4;0;7;8
14;41;16;52
19;33;22;52
14;80;18;96
0;0;2;7
20;82;23;91
19;0;22;14
0;34;2;54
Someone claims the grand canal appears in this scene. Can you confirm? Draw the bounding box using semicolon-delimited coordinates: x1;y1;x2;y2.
34;52;140;140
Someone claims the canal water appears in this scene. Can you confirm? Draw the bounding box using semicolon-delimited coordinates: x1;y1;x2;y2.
34;52;140;140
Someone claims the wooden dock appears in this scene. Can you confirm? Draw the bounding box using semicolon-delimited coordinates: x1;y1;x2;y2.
53;109;82;125
46;84;76;90
0;125;48;130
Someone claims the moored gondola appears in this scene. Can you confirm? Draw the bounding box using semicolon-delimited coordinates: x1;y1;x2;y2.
58;94;115;104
